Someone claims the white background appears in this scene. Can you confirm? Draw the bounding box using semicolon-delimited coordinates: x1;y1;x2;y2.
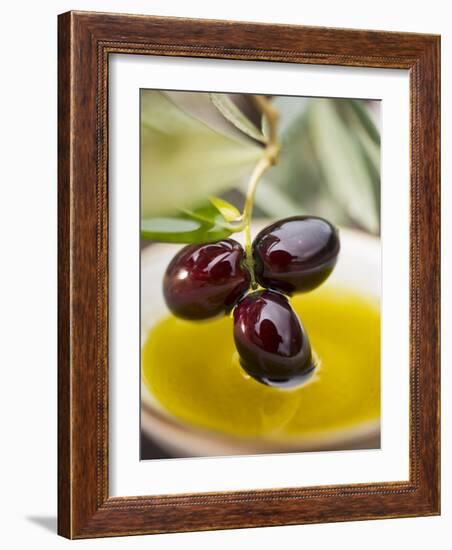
0;0;449;548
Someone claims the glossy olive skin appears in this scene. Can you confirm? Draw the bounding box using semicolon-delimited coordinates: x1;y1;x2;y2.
163;239;250;320
253;216;340;295
233;290;315;388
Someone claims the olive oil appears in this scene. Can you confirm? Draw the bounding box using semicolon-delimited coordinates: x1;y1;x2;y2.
142;285;380;439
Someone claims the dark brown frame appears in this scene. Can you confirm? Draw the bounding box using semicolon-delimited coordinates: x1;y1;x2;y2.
58;10;440;539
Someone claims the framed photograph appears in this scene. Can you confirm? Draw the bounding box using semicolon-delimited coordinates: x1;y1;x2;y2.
58;11;440;538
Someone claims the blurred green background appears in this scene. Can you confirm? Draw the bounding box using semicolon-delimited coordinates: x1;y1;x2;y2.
140;90;380;240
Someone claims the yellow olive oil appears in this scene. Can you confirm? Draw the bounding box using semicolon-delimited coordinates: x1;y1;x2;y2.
142;285;380;439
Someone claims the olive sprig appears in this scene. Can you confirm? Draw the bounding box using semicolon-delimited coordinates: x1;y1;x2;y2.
161;96;340;389
240;96;281;288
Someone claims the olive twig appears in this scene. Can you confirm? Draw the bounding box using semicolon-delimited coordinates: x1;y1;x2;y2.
241;96;280;288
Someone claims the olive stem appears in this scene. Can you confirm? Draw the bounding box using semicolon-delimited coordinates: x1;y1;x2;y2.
242;96;280;287
253;95;280;148
242;156;272;287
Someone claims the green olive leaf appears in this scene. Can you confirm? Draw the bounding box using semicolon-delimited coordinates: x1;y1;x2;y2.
164;91;260;146
308;100;379;233
141;200;237;243
209;196;242;222
181;201;232;228
262;97;380;232
209;93;267;144
141;213;233;244
141;91;262;218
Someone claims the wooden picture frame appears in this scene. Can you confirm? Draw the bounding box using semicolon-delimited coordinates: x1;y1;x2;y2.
58;10;440;538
